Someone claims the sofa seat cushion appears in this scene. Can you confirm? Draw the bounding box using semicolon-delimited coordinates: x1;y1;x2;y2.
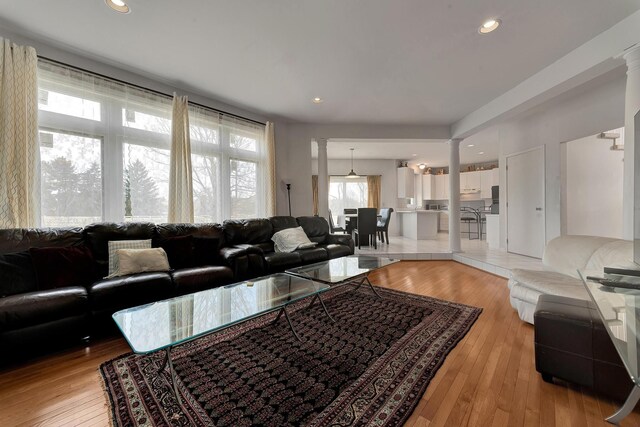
171;266;234;295
263;252;302;272
509;269;589;305
88;272;173;313
319;244;352;259
297;247;328;263
0;287;88;332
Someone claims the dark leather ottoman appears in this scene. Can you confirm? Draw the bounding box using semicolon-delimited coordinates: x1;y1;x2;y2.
534;294;633;401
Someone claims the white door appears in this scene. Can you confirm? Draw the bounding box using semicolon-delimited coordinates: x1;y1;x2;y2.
507;147;545;258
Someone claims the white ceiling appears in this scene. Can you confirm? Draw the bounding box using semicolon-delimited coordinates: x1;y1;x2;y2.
0;1;639;125
311;138;500;167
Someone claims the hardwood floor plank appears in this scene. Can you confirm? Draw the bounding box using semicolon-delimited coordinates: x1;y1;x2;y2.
1;260;639;426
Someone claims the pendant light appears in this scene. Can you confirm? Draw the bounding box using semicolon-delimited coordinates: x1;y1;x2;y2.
346;148;360;178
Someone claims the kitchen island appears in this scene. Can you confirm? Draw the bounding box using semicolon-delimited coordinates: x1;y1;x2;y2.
396;210;440;240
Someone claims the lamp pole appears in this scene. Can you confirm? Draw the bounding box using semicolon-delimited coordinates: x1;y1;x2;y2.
286;183;292;216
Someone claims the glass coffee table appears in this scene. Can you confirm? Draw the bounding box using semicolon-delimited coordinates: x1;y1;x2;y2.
579;270;640;424
112;273;330;418
286;255;399;298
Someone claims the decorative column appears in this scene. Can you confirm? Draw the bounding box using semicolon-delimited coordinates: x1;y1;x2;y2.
623;45;640;240
316;138;329;219
449;139;462;253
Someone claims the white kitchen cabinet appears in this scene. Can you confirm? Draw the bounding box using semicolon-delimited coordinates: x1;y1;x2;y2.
397;167;415;198
480;169;493;199
439;211;449;231
434;174;449;200
414;173;423;201
422;174;435;200
460;171;481;195
492;167;499;186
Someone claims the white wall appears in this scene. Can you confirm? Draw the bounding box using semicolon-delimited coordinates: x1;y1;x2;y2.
562;128;624;238
312;158;401;235
463;70;626;249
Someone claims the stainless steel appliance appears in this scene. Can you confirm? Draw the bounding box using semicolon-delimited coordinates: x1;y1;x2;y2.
490;186;499;214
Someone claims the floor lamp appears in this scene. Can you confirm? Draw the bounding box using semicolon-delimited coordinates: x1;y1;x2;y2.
286;183;292;216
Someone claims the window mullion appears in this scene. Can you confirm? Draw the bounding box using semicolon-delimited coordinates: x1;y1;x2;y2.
103;101;124;221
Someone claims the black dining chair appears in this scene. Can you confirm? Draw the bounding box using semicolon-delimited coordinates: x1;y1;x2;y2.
343;208;357;214
376;208;394;244
354;208;378;249
328;210;345;234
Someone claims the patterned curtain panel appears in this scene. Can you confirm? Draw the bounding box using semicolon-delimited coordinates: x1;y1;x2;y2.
264;122;276;216
0;38;40;228
367;175;381;209
168;94;194;223
312;175;319;216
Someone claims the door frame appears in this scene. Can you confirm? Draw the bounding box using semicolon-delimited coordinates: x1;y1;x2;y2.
505;145;546;257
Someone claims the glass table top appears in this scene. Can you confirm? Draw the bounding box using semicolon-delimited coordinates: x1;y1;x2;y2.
579;270;640;386
112;273;329;354
286;255;399;284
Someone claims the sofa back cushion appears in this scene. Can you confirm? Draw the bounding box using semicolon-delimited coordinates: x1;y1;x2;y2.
585;240;635;273
29;246;97;290
83;222;156;275
0;227;84;255
154;223;225;247
269;216;299;233
0;251;37;297
223;219;273;245
542;235;618;279
296;216;329;244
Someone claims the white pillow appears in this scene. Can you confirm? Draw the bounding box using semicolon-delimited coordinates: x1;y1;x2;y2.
107;248;170;278
107;239;152;276
271;226;317;253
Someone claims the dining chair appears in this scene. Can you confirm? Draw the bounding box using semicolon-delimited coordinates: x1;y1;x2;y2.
328;210;346;234
354;208;378;249
376;208;394;244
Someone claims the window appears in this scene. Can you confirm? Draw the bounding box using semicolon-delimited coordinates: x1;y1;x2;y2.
329;176;368;224
37;60;268;226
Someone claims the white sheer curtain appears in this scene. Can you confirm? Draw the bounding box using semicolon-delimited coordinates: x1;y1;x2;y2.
263;121;276;216
168;94;194;223
0;38;40;228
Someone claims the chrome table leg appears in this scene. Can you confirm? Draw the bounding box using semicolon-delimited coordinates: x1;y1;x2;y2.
281;306;303;341
314;294;335;322
606;385;640;424
159;347;184;421
364;276;383;298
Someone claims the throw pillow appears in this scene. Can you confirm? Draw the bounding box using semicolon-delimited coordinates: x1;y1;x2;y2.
107;248;170;278
29;246;96;290
0;251;37;297
154;235;194;269
193;237;221;266
271;227;317;253
107;239;152;276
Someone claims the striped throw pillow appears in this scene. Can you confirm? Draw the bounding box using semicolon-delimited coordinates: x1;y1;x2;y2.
107;239;152;276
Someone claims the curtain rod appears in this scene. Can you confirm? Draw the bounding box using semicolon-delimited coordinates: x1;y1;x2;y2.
37;55;267;127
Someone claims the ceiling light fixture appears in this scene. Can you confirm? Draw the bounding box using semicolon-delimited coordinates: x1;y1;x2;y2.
479;151;485;155
312;97;323;104
479;19;500;34
419;163;427;170
105;0;130;13
346;148;360;178
467;144;475;147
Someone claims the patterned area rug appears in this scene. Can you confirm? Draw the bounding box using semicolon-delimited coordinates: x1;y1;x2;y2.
101;285;481;426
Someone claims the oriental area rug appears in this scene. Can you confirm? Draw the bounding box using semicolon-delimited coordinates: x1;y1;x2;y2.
100;285;481;426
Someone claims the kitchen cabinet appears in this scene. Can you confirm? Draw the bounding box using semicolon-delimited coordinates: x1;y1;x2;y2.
460;171;481;195
492;167;499;186
397;167;415;198
434;174;449;200
422;174;435;200
481;169;493;199
414;173;423;201
439;211;449;231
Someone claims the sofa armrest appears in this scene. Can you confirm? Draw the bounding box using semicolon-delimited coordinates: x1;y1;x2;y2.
326;233;354;250
220;245;266;280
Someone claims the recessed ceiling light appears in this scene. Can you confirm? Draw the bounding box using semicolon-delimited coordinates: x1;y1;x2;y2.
312;97;323;104
479;19;500;34
467;144;475;147
105;0;130;13
478;151;485;155
412;154;417;157
419;163;427;170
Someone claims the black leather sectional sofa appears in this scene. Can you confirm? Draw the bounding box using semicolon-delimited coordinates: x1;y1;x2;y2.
0;216;353;363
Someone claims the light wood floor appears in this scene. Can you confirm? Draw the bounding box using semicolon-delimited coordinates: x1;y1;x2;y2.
1;261;639;426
